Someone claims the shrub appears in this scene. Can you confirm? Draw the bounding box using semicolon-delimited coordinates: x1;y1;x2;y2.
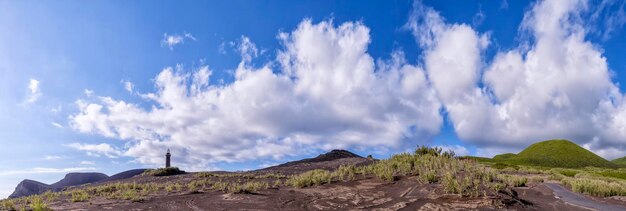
555;169;579;177
333;165;357;181
212;181;229;192
287;169;332;188
372;163;394;182
241;181;269;193
1;200;15;210
442;172;460;194
562;177;626;197
143;167;184;176
499;175;527;187
415;145;442;157
120;189;142;202
165;183;177;193
196;172;215;178
30;196;49;211
419;169;438;184
273;179;282;187
69;190;90;202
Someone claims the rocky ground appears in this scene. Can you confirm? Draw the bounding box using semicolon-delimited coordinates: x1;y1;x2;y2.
4;150;626;210
42;173;626;210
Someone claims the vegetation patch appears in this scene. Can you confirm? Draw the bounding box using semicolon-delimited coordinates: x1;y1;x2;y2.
143;167;185;176
287;169;332;188
493;140;615;168
493;153;517;160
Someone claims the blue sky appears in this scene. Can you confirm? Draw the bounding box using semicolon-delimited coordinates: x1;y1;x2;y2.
1;0;626;199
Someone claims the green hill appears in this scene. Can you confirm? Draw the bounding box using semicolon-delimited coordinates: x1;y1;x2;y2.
495;140;615;168
460;156;492;162
492;153;516;160
612;156;626;166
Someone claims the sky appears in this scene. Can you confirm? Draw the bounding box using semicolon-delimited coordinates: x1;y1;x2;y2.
1;0;626;199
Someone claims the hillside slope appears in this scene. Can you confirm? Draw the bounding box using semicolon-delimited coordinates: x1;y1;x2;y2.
612;156;626;166
256;149;372;174
8;180;53;199
51;173;109;189
497;140;615;168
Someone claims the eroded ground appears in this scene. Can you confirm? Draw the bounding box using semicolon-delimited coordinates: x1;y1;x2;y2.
35;173;624;211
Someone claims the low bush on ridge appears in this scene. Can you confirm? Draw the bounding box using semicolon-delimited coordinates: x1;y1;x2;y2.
143;167;184;176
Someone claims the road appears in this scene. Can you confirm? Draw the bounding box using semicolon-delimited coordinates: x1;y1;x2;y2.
544;183;626;211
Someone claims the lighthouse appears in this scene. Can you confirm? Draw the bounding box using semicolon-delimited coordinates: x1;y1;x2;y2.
165;149;171;168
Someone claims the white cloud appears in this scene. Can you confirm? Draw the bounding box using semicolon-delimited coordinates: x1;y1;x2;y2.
70;19;442;169
25;79;41;103
44;155;62;160
0;167;96;176
50;105;62;113
84;89;94;96
80;161;95;165
409;0;626;158
161;32;195;50
184;33;196;41
51;122;63;128
66;143;122;158
121;80;134;93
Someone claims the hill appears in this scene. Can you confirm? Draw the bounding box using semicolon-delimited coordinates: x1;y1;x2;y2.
495;140;615;168
51;172;109;189
256;149;372;174
8;170;145;198
493;153;516;160
100;169;147;182
8;180;53;199
612;157;626;166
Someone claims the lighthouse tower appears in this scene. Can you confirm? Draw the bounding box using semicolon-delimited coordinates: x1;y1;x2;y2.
165;149;171;168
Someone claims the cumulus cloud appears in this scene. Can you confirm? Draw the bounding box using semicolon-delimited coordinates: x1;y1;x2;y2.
161;32;195;50
25;79;41;103
70;19;442;169
66;143;123;158
69;0;626;167
409;0;626;156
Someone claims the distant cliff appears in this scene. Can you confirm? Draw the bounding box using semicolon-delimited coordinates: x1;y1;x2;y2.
8;169;146;198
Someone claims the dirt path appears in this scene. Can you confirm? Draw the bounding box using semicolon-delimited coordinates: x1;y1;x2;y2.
544;183;626;211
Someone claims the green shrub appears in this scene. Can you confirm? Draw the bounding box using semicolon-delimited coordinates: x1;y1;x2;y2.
562;177;626;197
1;199;15;211
196;172;215;178
415;145;442;157
29;196;49;211
69;190;90;202
372;163;394;181
442;172;460;194
498;175;527;187
143;167;184;176
212;181;229;192
556;169;580;177
287;169;332;188
333;165;357;181
120;189;142;202
419;169;438;184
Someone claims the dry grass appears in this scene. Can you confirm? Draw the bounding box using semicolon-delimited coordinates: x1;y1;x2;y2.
287;169;332;188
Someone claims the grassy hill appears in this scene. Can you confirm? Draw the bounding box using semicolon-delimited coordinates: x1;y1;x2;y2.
493;140;615;168
492;153;516;160
612;156;626;166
